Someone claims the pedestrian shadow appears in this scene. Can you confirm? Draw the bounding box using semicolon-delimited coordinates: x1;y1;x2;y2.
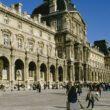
96;104;110;107
50;93;66;96
54;106;66;109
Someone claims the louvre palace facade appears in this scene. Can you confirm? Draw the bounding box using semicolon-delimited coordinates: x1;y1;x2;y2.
0;0;110;88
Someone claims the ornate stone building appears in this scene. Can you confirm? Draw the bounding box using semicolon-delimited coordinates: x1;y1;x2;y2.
0;0;110;88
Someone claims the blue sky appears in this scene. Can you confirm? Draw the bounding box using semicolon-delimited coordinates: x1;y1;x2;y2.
1;0;110;45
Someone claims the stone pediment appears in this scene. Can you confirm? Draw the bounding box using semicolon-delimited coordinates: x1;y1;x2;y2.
16;34;24;40
28;38;35;43
72;12;86;25
1;29;11;35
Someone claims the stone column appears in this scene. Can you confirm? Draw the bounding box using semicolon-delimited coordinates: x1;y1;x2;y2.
84;64;88;82
63;63;67;82
9;62;12;82
70;66;73;82
102;73;103;82
67;61;74;82
10;56;15;82
55;60;59;88
47;61;51;88
24;58;29;84
72;63;75;82
47;58;50;83
55;59;58;82
0;29;3;45
88;66;90;82
96;73;98;82
77;63;82;82
37;60;40;82
89;71;92;82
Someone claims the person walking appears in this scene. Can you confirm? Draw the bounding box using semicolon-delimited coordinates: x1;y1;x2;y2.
77;84;82;96
86;89;99;109
66;82;72;95
67;86;81;110
37;82;41;93
99;85;103;97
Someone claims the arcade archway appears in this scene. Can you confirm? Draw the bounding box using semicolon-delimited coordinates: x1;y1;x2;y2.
15;59;24;81
0;56;9;80
29;61;36;81
40;63;47;82
58;66;63;82
50;65;55;82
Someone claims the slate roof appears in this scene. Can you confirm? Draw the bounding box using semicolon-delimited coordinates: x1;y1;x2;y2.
32;0;77;16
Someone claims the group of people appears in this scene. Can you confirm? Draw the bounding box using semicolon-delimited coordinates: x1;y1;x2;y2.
67;83;105;110
31;82;41;93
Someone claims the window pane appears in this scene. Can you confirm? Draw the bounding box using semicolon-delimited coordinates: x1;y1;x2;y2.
4;16;8;24
4;34;9;45
29;43;33;51
18;38;22;48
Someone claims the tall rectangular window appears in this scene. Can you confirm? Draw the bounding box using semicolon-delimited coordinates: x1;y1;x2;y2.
4;34;9;46
18;22;22;29
58;37;62;42
29;26;33;34
18;38;22;48
40;30;42;37
4;16;8;24
58;50;62;58
57;19;62;30
29;43;33;51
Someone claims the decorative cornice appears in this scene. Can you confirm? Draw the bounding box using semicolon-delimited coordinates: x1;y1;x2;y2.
1;29;11;35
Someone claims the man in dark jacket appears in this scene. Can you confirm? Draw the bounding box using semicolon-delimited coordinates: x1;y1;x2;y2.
37;82;41;93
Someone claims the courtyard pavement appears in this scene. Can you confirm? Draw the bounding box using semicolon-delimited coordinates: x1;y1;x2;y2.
0;88;110;110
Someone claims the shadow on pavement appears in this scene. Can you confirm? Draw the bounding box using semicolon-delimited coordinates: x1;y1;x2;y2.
54;106;66;108
96;104;110;107
50;93;66;96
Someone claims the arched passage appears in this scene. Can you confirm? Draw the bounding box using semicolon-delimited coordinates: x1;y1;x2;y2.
50;65;55;82
15;59;24;81
58;66;63;82
0;56;9;80
92;72;94;81
29;61;36;81
95;72;97;81
40;63;47;82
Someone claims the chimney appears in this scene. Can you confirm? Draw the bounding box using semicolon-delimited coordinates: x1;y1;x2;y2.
23;11;27;16
15;3;22;13
72;4;76;8
33;14;42;23
10;4;15;10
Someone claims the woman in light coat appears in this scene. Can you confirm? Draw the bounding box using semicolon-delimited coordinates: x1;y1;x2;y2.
86;89;99;109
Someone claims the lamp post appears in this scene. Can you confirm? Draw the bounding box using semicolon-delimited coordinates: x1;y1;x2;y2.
17;70;20;91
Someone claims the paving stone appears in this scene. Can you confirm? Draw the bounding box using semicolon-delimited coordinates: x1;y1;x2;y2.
0;88;109;110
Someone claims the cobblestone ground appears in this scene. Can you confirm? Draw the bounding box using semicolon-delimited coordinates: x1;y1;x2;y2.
79;88;110;110
0;88;110;110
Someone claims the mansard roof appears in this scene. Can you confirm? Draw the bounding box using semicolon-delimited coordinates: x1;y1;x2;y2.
32;0;77;16
32;1;49;16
